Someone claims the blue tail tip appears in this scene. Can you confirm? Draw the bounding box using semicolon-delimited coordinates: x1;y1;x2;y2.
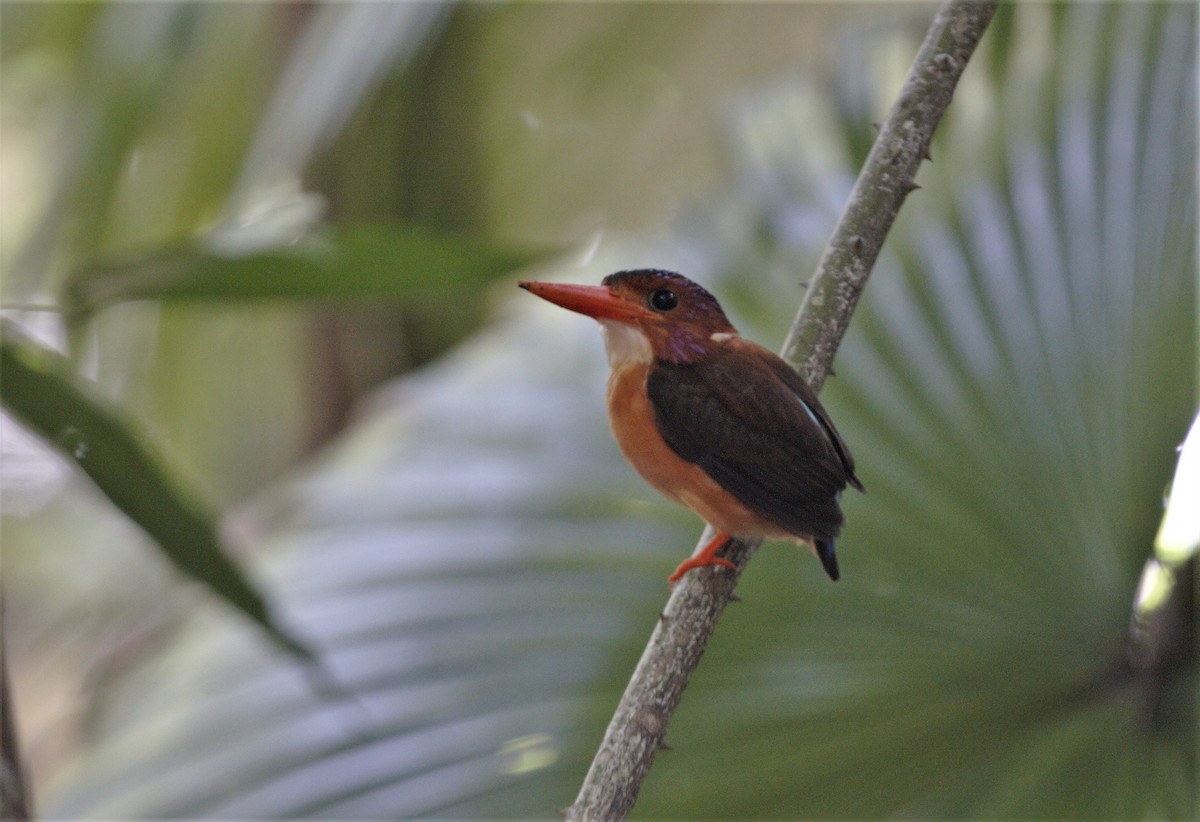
816;540;840;581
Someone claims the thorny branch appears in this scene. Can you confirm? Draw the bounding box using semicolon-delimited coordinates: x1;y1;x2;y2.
564;1;999;819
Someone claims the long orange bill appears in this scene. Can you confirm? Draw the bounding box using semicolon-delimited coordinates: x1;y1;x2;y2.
519;281;653;323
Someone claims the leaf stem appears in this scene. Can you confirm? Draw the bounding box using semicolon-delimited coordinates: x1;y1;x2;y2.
564;2;998;818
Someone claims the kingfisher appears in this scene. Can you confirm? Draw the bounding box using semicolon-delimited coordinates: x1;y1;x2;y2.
519;269;864;584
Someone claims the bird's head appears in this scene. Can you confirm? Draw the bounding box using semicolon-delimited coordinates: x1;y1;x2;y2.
519;269;738;366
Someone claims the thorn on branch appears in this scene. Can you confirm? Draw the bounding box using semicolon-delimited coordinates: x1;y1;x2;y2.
635;709;663;738
657;739;674;752
728;592;743;603
933;52;958;73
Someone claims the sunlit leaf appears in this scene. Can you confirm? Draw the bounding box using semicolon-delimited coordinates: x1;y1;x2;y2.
221;2;446;217
3;3;275;301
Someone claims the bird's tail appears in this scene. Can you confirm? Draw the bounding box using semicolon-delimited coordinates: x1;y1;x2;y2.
815;539;840;581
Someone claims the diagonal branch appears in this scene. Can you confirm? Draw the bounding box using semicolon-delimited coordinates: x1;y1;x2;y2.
1;598;33;822
564;1;998;819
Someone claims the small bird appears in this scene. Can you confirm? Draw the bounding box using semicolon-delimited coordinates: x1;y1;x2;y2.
519;269;864;584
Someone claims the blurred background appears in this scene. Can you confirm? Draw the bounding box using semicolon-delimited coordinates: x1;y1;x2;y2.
1;2;1195;818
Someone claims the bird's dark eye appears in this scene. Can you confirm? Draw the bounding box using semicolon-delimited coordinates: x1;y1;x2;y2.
649;289;678;311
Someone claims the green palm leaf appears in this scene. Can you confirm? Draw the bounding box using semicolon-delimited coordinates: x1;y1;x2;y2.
0;322;316;663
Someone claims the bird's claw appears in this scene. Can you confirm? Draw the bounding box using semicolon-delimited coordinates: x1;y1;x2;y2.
667;555;736;585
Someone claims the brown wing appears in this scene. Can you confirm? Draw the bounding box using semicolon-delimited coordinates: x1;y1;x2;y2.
646;340;861;542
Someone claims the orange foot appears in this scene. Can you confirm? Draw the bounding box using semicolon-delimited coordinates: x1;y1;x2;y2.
668;531;737;584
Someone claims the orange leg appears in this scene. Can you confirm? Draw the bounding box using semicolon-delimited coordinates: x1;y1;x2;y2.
668;530;737;584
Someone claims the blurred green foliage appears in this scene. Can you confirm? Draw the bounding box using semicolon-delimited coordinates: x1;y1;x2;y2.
1;2;537;663
1;320;312;660
1;1;1194;819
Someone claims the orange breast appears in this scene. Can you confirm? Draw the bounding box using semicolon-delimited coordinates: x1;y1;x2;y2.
606;362;794;541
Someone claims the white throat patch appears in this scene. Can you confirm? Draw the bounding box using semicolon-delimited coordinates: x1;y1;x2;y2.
599;320;653;368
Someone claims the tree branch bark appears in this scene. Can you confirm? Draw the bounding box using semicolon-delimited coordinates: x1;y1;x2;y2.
564;2;998;819
1;598;32;822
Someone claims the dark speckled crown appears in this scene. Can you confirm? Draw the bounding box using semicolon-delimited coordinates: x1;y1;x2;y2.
602;269;721;307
